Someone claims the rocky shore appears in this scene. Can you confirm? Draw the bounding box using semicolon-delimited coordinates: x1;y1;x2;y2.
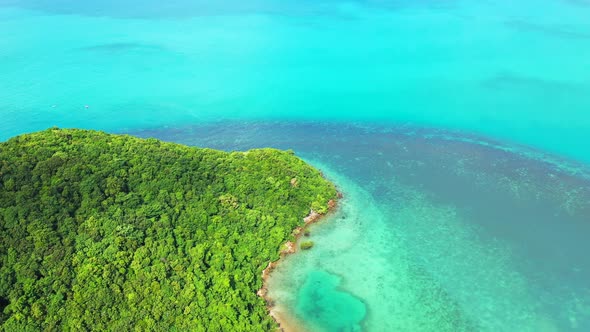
258;196;340;331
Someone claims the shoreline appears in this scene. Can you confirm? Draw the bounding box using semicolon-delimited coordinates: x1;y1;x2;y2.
258;194;341;331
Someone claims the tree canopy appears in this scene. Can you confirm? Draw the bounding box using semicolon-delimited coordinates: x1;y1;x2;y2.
0;128;337;331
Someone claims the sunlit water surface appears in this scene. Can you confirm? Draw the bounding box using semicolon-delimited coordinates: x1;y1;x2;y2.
2;0;590;331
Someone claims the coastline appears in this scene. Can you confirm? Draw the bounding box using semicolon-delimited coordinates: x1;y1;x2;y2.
258;195;340;332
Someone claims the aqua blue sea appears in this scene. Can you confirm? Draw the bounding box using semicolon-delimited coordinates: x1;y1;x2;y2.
1;1;590;331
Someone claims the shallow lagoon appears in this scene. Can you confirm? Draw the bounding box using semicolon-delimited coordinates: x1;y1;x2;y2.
2;0;590;330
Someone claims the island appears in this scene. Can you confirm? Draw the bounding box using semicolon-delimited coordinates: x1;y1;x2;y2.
0;128;337;331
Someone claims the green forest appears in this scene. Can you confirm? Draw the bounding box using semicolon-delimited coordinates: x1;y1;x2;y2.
0;128;337;331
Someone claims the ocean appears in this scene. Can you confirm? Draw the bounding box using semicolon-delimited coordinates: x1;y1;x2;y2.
2;1;590;330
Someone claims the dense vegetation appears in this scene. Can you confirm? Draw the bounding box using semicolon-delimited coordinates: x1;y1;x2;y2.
0;128;337;331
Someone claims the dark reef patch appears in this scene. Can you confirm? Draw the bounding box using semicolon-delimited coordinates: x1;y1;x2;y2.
76;42;165;54
504;19;590;40
482;71;586;94
0;0;459;19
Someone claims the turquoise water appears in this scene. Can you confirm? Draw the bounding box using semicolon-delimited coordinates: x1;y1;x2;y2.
2;1;590;331
295;270;366;331
2;0;590;162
